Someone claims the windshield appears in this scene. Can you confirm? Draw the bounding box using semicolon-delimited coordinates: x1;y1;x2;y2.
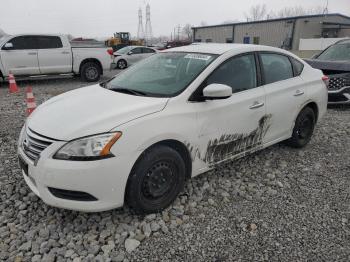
117;46;133;54
317;42;350;61
105;52;217;97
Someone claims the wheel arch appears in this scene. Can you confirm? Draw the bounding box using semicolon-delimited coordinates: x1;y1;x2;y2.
79;58;103;75
129;139;193;182
301;101;319;123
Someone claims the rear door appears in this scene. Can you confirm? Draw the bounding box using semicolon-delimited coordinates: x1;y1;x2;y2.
142;47;156;59
37;36;72;74
259;52;307;144
0;36;40;76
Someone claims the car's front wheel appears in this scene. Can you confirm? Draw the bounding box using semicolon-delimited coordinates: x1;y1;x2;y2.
126;145;186;214
286;107;316;148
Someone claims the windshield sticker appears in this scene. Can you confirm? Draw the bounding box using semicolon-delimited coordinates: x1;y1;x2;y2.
184;54;211;61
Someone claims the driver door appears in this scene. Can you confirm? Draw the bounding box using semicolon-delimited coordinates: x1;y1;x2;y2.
0;36;40;76
193;53;267;167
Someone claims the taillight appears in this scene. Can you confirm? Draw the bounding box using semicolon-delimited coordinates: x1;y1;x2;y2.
107;49;114;56
322;75;329;88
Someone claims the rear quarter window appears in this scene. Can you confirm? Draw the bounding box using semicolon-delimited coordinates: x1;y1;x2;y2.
290;57;304;76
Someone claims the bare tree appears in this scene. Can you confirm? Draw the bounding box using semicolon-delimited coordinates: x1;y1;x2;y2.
182;24;193;40
267;6;327;19
245;4;267;21
200;21;208;26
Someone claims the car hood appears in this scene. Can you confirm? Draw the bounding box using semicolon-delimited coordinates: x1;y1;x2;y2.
27;85;169;141
304;59;350;72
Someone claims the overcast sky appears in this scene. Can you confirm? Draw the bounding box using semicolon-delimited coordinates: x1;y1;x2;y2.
1;0;349;38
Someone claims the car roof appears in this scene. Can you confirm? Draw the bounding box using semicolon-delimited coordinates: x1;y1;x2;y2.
163;43;287;55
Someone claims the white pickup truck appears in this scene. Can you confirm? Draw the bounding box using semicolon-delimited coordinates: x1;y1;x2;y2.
0;34;113;82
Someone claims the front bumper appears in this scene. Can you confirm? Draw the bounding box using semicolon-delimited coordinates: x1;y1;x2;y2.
18;140;138;212
328;86;350;105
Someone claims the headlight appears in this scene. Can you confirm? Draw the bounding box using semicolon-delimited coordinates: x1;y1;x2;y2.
53;132;122;161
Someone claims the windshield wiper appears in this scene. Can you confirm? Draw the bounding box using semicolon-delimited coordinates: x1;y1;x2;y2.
110;87;147;96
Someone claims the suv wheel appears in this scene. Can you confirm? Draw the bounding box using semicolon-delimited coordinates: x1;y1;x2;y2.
126;145;186;214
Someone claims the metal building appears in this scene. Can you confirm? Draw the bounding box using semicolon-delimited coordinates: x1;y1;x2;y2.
192;13;350;51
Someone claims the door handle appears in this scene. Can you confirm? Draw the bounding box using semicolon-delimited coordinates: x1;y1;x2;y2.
28;52;37;55
61;51;70;54
249;101;265;109
294;90;305;97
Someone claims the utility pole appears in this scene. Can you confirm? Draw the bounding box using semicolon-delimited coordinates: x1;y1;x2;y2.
177;25;181;41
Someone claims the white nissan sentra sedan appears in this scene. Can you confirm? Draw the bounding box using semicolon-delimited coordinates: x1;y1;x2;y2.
18;44;328;214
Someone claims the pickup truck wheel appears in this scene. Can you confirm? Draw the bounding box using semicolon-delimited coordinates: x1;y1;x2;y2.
286;107;315;148
117;59;127;69
80;62;100;82
126;145;186;214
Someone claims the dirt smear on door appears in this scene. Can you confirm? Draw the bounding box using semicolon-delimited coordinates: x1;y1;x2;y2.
186;114;272;165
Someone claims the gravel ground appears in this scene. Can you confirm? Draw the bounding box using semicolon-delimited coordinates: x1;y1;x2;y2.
0;74;350;262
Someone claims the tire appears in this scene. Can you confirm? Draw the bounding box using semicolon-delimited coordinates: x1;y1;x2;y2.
286;107;316;148
126;145;186;214
117;59;127;69
80;62;100;82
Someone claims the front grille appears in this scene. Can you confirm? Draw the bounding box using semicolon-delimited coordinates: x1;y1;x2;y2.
328;74;350;90
22;128;55;162
48;187;98;201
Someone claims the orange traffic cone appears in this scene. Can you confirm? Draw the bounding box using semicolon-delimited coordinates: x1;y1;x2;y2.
8;73;19;93
26;86;37;116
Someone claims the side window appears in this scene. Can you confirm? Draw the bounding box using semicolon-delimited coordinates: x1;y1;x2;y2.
37;36;63;49
290;57;304;76
5;36;38;50
260;53;294;84
131;48;142;54
206;54;257;94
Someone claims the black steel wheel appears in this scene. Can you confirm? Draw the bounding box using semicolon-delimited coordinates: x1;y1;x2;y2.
126;145;186;214
286;107;316;148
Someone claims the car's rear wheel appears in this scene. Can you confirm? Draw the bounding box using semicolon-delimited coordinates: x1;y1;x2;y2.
126;145;186;214
117;59;127;69
80;62;100;82
286;107;316;148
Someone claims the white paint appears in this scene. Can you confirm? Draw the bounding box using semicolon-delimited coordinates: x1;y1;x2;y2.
299;38;348;51
18;43;328;212
0;34;112;78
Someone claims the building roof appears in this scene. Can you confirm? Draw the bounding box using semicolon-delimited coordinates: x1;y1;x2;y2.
192;13;350;30
163;43;288;55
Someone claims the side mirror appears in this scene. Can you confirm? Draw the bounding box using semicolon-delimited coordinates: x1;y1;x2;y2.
202;84;232;100
3;42;13;50
127;51;133;55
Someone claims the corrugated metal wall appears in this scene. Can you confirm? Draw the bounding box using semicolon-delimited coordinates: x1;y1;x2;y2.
234;20;293;48
292;15;350;50
194;25;233;43
193;15;350;50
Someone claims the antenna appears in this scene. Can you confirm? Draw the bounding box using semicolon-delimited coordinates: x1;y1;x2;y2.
145;3;153;42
